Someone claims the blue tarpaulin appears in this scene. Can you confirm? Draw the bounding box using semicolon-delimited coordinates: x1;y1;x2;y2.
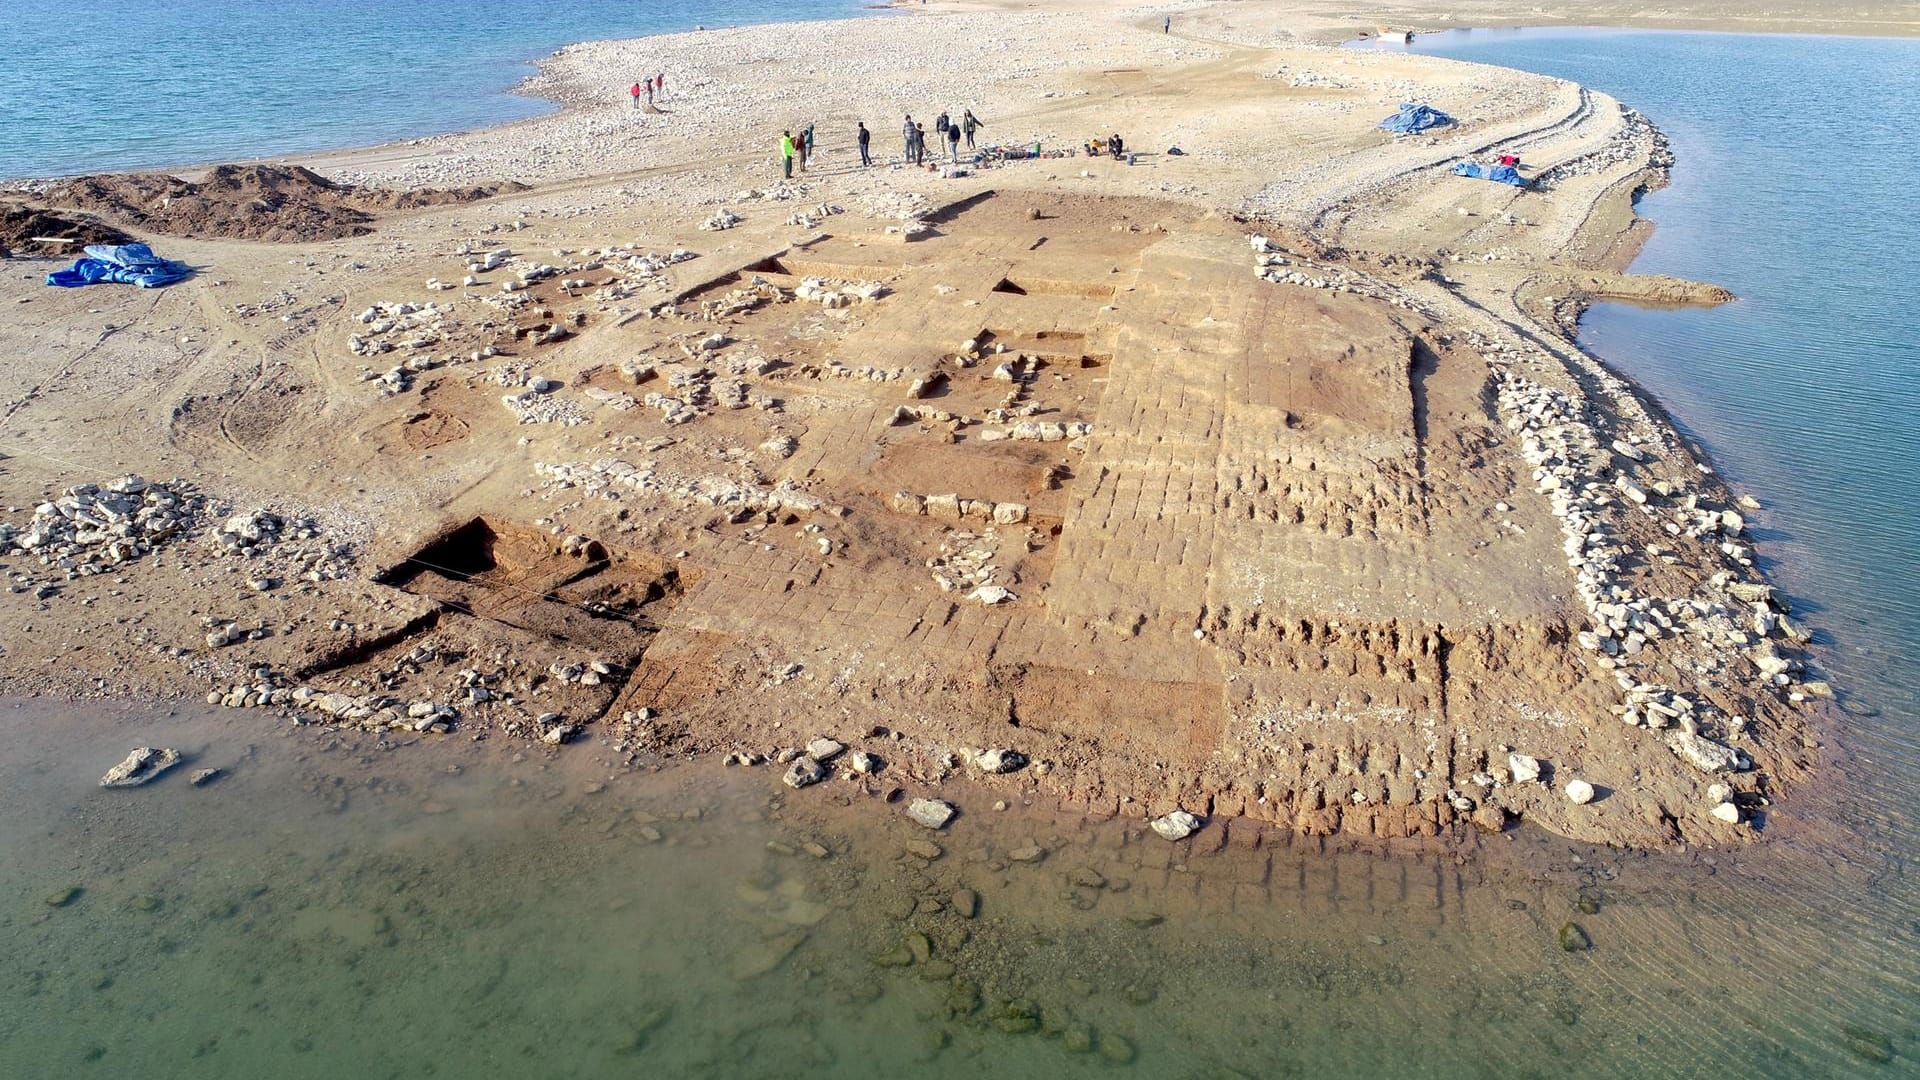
1378;102;1454;134
46;243;192;289
1450;161;1527;187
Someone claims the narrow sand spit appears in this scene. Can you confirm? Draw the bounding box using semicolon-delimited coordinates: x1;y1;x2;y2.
0;0;1856;850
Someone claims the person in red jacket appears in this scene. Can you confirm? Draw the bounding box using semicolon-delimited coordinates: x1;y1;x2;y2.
630;82;642;110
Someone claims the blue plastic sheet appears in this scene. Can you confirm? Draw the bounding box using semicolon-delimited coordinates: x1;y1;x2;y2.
1378;102;1454;134
1450;161;1527;187
46;243;192;289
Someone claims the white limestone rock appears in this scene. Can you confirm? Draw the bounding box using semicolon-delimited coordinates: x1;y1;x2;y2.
908;798;957;829
973;748;1027;774
1668;731;1750;774
1150;809;1202;841
99;747;181;788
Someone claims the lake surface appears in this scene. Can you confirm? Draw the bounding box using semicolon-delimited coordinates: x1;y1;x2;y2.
0;698;1913;1078
0;0;867;180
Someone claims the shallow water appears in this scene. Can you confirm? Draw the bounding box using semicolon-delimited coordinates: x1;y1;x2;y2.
1;700;1913;1077
0;0;868;179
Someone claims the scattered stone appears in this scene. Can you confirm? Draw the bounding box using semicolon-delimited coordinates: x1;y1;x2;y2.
1507;752;1542;784
99;747;181;788
805;737;845;763
1008;845;1046;863
973;748;1027;774
1668;730;1750;774
908;798;957;829
783;757;828;789
1710;801;1741;824
1150;809;1202;841
1098;1033;1137;1065
903;839;943;860
45;886;84;908
189;767;223;787
951;888;979;919
849;749;880;775
1564;779;1595;805
1839;1023;1895;1065
1558;921;1592;952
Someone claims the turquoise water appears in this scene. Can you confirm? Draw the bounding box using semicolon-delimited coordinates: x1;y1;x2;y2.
0;0;866;180
1365;27;1920;801
1;700;1913;1078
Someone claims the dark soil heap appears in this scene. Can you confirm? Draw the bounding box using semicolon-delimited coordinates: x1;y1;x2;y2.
42;164;529;243
0;202;131;258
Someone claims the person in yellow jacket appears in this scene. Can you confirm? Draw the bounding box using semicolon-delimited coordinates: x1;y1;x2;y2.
780;130;796;178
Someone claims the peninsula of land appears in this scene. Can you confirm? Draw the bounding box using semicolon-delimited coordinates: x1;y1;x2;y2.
0;0;1867;850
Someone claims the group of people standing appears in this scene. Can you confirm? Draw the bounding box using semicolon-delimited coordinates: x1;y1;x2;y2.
900;109;983;166
779;123;818;178
628;73;666;109
782;109;983;177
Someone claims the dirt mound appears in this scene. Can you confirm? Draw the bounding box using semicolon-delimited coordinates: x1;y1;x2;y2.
43;164;530;243
0;201;131;258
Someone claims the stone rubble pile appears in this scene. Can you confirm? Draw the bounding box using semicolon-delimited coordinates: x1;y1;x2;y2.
699;209;743;231
924;527;1019;601
211;509;354;585
1491;367;1805;782
977;420;1093;444
1;476;203;575
783;203;845;228
534;459;824;518
1535;105;1669;188
793;277;888;308
502;383;591;426
1247;234;1424;311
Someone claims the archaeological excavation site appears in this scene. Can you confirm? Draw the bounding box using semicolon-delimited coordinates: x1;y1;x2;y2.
0;181;1819;851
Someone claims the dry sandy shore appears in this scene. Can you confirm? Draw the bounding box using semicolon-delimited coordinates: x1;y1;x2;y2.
0;0;1864;850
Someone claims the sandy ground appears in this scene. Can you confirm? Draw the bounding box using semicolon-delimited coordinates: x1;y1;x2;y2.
0;0;1847;850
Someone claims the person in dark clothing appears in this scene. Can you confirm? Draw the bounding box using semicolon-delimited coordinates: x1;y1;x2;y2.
802;122;815;167
1164;15;1170;33
856;122;871;166
935;111;950;141
1109;133;1124;159
946;121;961;162
915;123;928;165
902;115;915;163
962;109;981;149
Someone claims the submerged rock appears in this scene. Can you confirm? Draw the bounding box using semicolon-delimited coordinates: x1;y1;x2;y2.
99;747;181;788
1839;1023;1895;1064
1558;921;1593;952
